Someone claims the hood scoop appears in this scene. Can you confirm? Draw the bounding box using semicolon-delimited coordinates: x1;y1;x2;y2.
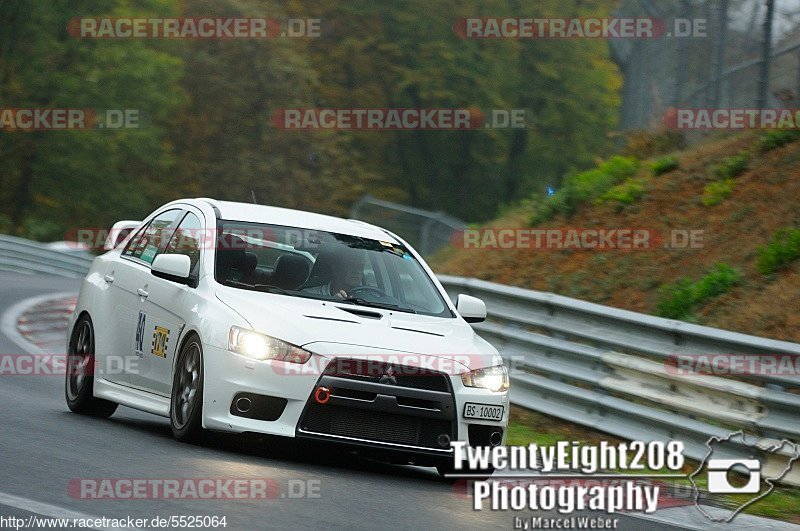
335;306;383;319
304;315;359;324
391;326;445;337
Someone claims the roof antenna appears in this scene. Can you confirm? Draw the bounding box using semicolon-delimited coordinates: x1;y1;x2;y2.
251;190;258;204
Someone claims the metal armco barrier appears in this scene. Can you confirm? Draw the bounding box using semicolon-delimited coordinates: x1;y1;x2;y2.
438;275;800;485
3;235;799;484
0;235;94;278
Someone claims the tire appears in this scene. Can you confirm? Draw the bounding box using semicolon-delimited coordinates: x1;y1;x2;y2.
65;315;118;418
170;335;205;443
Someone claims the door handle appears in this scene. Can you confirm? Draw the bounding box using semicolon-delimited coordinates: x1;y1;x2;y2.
104;275;115;283
137;288;149;298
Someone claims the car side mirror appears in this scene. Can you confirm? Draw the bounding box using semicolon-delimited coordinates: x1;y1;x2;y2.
151;254;193;285
456;294;486;323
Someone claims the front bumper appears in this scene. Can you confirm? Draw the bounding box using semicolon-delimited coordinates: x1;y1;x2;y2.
201;344;510;455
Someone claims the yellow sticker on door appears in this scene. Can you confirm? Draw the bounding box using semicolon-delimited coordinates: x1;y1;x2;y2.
152;326;170;358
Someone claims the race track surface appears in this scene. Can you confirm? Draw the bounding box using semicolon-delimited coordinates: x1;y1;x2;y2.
0;272;684;530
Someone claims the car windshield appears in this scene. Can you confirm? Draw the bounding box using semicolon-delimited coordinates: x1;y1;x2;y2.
214;220;454;318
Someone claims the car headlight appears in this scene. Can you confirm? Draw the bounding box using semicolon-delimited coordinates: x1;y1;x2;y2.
461;365;509;392
228;326;312;364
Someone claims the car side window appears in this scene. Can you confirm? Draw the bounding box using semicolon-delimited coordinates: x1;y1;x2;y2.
121;222;150;257
122;209;182;264
163;212;203;275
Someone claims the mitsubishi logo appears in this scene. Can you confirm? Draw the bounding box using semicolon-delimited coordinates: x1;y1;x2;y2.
378;367;397;385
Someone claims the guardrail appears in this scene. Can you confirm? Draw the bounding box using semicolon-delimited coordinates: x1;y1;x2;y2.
438;275;800;485
0;235;95;278
3;236;798;483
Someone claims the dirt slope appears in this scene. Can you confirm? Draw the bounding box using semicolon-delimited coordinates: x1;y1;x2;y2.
432;132;800;342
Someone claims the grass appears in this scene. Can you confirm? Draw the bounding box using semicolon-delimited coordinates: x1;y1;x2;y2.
651;155;679;176
529;156;639;224
756;228;800;274
656;263;741;320
700;151;748;206
506;406;800;522
596;176;647;206
712;151;749;180
702;179;734;206
759;129;800;152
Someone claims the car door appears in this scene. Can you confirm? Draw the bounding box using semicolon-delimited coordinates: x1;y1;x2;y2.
135;209;204;396
111;208;183;388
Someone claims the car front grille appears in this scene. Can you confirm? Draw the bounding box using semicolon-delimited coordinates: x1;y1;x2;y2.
301;403;452;449
321;359;451;392
297;363;456;452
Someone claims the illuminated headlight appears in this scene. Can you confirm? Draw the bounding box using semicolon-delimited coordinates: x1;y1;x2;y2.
461;365;509;392
228;326;311;364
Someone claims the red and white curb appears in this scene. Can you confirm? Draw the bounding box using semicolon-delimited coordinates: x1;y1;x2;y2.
1;292;76;356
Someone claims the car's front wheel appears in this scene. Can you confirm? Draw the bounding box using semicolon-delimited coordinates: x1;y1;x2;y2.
65;315;118;418
170;335;205;443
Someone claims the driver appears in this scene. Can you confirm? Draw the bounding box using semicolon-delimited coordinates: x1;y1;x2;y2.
302;248;364;299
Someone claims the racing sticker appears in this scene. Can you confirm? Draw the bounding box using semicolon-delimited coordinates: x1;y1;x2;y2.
140;245;158;264
134;311;146;358
151;326;170;358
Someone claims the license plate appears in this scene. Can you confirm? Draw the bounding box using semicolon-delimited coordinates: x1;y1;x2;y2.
463;403;504;421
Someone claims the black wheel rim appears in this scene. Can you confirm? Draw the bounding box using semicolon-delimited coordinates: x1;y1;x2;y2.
67;321;92;400
173;343;201;428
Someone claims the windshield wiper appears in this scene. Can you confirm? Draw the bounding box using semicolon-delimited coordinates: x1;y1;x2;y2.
340;297;417;314
252;284;293;295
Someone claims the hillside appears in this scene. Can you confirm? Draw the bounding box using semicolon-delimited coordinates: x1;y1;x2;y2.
432;131;800;342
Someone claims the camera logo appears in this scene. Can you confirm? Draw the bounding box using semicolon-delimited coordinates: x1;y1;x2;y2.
689;431;799;523
706;459;760;494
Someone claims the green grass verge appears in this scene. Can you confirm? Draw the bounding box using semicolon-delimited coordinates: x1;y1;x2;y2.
656;263;740;320
507;407;800;522
756;227;800;275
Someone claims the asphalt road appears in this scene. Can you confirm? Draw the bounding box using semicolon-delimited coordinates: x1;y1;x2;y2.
0;272;685;530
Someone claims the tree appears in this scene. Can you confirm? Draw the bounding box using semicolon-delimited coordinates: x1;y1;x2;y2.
0;0;185;238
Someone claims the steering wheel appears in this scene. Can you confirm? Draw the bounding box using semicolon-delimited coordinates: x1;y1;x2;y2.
348;286;388;299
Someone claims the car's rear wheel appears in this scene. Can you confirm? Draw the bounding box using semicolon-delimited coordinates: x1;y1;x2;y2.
170;335;205;443
65;315;118;418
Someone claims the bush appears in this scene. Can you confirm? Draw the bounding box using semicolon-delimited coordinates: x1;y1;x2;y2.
597;177;647;205
712;152;749;180
759;129;800;152
702;179;733;206
756;228;800;274
656;279;695;320
529;156;639;224
693;263;741;300
657;263;741;320
651;155;679;176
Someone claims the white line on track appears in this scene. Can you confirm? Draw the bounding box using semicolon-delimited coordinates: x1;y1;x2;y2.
0;491;134;530
0;291;75;356
0;293;134;530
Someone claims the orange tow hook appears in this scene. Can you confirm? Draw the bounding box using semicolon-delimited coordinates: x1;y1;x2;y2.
314;386;331;404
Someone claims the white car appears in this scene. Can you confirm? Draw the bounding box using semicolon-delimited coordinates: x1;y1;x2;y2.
65;198;509;474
